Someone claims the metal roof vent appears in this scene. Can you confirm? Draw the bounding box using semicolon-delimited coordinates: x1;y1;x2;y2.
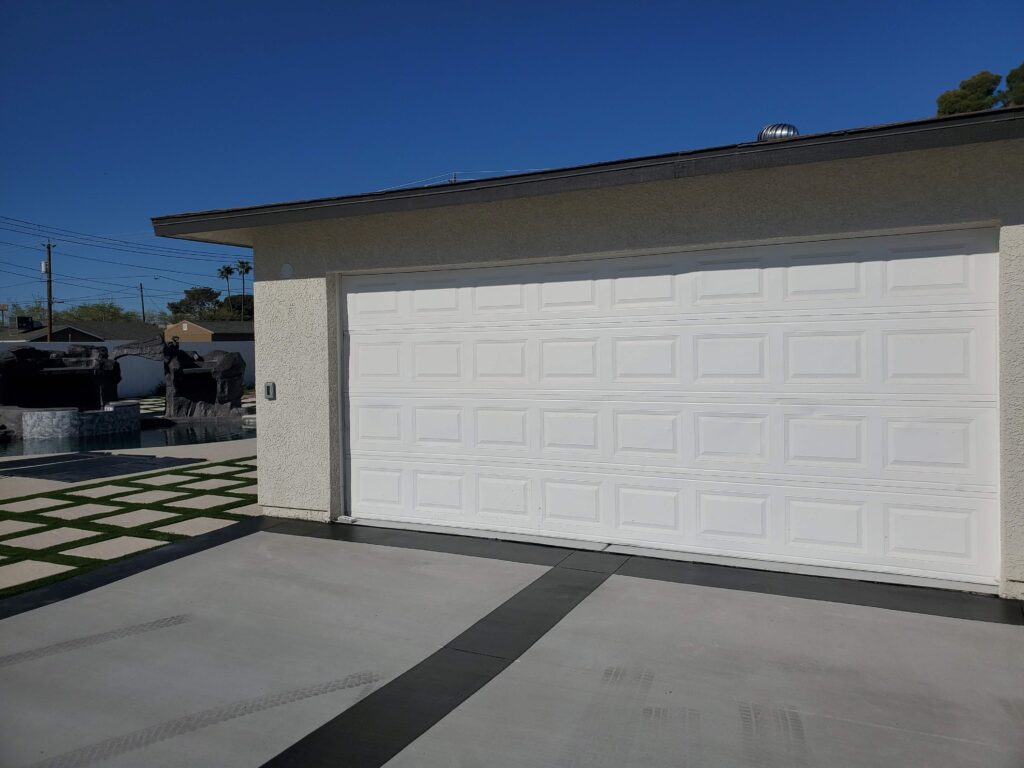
757;123;800;142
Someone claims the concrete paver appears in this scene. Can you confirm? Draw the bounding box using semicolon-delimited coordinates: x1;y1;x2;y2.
42;503;121;521
165;494;237;510
228;503;261;517
96;509;180;528
109;489;187;505
156;517;238;536
132;474;194;486
0;560;76;590
3;527;99;550
70;485;134;499
185;465;244;476
62;536;164;560
0;519;43;537
176;478;243;491
0;497;73;514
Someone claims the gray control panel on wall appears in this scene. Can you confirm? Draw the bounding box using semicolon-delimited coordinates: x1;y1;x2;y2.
264;382;276;401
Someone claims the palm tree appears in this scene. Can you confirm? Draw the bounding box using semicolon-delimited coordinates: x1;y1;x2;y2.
217;265;235;307
235;259;252;320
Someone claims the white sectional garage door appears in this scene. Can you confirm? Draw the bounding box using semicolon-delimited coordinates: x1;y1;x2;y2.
342;228;1000;587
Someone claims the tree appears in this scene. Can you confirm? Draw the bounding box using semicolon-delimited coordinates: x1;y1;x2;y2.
1003;62;1024;108
6;299;47;321
60;302;141;323
3;299;144;325
937;71;1002;115
216;294;253;321
936;62;1024;115
166;286;223;322
235;260;252;320
217;265;235;306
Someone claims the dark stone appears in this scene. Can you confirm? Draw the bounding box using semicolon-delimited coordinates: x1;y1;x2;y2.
0;345;121;410
114;337;245;420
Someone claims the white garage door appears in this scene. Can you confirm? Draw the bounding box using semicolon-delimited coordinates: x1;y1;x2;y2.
343;228;999;587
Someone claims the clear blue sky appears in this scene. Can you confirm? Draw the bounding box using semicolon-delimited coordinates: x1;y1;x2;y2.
1;0;1021;315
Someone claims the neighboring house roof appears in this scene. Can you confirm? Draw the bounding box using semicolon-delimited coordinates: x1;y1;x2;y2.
167;320;254;335
0;322;162;342
0;327;37;342
152;107;1024;245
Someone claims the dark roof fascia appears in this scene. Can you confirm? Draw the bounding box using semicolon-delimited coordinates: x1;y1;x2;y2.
152;108;1024;239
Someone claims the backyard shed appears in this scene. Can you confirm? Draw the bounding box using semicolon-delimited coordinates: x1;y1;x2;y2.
164;320;255;342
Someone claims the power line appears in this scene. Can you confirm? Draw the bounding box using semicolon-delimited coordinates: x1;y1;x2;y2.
0;224;233;263
0;215;248;259
0;240;221;278
0;258;206;293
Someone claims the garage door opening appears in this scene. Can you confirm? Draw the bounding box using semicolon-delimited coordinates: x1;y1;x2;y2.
340;228;999;589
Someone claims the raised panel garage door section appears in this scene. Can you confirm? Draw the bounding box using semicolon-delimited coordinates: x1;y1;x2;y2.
342;228;1000;588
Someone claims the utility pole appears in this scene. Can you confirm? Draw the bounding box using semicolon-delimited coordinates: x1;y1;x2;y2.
139;283;146;323
44;240;53;341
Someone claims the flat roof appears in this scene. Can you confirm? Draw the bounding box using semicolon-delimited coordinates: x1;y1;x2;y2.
153;107;1024;244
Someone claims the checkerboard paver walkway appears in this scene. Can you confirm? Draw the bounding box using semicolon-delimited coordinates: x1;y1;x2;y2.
137;393;257;416
0;455;257;597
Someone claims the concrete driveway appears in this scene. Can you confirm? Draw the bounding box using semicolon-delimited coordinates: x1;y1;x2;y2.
1;519;1021;767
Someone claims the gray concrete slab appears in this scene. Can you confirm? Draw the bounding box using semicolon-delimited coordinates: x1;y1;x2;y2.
107;438;256;462
388;574;1024;768
0;532;544;768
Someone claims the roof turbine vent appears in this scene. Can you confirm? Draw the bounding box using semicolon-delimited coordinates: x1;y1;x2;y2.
757;123;800;142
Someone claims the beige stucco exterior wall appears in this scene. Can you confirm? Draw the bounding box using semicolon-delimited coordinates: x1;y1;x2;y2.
1000;224;1024;599
250;140;1024;589
251;140;1024;280
253;276;342;521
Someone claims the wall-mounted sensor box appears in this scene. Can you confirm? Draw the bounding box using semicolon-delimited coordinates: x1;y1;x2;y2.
264;382;276;401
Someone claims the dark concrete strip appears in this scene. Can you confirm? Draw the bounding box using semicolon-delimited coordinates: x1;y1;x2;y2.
263;566;617;768
266;520;1024;625
0;456;105;479
264;518;573;567
0;517;266;620
557;549;631;574
447;566;611;660
264;649;509;768
8;455;200;482
0;453;96;471
619;556;1024;625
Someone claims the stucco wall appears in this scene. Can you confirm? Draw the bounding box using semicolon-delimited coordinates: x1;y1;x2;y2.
1000;224;1024;599
253;277;340;521
251;140;1024;280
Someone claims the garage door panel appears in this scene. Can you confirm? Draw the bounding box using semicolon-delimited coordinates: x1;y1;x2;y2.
347;458;998;580
344;230;998;329
343;229;1000;586
348;316;996;396
348;399;997;489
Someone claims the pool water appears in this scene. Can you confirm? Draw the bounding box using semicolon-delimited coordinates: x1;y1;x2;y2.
0;421;254;457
